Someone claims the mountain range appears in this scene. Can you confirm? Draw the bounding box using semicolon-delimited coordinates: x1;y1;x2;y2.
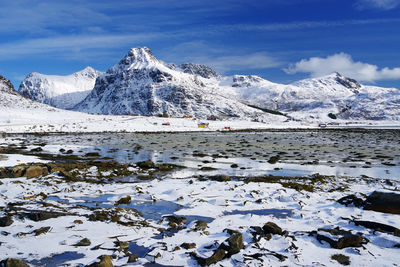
5;47;400;122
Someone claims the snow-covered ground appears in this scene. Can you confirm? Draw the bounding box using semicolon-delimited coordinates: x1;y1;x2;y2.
1;106;399;133
0;173;399;266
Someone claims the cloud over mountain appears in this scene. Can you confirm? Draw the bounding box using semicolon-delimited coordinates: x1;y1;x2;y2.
284;53;400;83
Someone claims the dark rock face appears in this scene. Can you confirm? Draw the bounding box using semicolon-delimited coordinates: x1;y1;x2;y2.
334;72;361;93
364;191;400;214
0;75;16;94
178;63;220;79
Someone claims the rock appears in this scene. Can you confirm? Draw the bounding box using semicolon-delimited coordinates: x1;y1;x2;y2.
181;242;196;249
336;235;363;249
136;160;156;169
250;226;272;241
25;165;48;178
219;232;243;256
114;196;131;205
267;155;280;164
33;226;51;236
11;165;26;177
87;255;113;267
75;238;91;246
0;216;14;227
209;175;231;182
0;258;30;267
263;222;283;235
316;233;364;249
26;211;65;221
74;219;83;224
331;254;350;265
164;215;186;226
364;191;400;214
196;249;227;266
337;194;364;207
194;220;208;231
127;254;139;263
352;220;400;237
194;231;243;266
230;164;238;168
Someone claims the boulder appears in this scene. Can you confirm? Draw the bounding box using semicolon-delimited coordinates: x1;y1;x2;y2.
25;165;48;178
364;191;400;214
196;249;227;266
75;238;91;246
26;211;65;221
352;220;400;237
136;160;156;169
87;255;113;267
181;242;196;249
337;194;364;207
0;216;14;227
194;220;208;231
263;222;283;235
0;258;30;267
114;196;131;205
219;232;243;256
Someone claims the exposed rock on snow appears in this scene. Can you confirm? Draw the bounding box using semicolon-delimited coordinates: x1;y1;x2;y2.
19;67;102;109
177;63;221;79
0;75;16;94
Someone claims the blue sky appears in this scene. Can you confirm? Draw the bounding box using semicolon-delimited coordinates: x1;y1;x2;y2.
1;0;400;88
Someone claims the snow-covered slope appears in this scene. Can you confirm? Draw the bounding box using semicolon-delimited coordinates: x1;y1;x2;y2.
219;72;400;121
74;47;278;121
19;67;102;109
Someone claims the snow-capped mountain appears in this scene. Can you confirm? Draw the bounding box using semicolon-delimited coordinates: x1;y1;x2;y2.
17;46;399;123
74;47;276;121
19;67;102;109
221;72;400;121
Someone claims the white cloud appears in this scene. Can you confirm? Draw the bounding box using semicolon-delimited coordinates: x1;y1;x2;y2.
284;53;400;82
355;0;400;10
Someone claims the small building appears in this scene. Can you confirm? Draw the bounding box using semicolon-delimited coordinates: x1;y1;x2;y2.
207;115;217;121
198;122;209;128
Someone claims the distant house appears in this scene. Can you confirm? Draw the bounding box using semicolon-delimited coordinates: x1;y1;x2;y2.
198;122;209;128
207;115;217;121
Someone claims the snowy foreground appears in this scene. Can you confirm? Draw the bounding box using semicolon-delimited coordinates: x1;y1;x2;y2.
0;131;400;266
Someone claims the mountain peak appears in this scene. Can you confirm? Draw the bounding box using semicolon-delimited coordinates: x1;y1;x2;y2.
117;47;159;70
0;75;15;93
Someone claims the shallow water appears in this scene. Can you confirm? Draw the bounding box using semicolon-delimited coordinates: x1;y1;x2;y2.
224;209;293;218
47;195;181;221
4;130;400;180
